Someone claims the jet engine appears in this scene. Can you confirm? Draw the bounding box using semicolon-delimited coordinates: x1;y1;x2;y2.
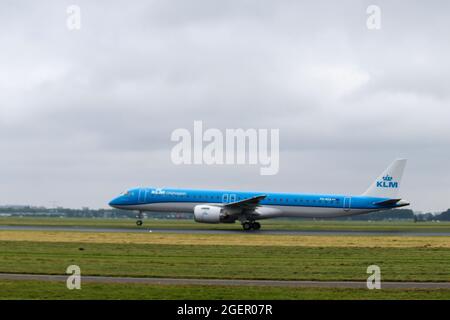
194;205;224;223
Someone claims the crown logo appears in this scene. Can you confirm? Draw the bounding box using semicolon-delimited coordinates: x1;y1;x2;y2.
382;175;393;181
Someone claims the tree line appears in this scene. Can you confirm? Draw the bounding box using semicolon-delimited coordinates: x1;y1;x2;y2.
1;206;449;221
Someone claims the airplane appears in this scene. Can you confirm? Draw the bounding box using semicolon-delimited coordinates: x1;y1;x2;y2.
109;159;409;230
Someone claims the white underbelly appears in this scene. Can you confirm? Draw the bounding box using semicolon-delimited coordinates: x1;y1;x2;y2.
120;202;372;219
256;205;372;218
121;202;199;212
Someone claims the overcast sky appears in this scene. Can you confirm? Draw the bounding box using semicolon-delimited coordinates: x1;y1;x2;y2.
1;0;449;212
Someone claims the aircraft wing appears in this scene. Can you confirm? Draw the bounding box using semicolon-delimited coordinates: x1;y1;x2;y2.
223;195;267;211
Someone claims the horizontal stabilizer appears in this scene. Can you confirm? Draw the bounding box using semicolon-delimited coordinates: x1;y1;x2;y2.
374;199;401;206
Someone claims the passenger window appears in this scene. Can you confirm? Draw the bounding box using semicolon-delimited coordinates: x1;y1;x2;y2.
222;194;229;203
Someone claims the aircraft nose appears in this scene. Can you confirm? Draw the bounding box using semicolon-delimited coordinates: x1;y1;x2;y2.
109;197;121;208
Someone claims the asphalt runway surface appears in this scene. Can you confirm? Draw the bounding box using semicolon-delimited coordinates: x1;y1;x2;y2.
1;225;450;236
1;273;449;289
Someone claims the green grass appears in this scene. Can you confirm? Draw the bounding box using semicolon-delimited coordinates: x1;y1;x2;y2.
1;240;450;282
1;279;449;300
2;217;450;232
2;218;449;299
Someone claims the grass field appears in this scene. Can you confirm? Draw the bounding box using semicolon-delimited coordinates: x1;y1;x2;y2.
2;216;450;232
1;230;450;248
1;218;449;299
1;279;450;300
1;238;450;281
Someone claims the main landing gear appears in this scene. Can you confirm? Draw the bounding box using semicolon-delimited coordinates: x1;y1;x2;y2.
241;221;261;231
136;211;144;226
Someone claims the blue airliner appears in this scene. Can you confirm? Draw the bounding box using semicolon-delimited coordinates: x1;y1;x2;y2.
109;159;409;230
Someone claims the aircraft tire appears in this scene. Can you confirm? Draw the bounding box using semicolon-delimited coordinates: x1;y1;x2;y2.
252;222;261;230
242;222;252;231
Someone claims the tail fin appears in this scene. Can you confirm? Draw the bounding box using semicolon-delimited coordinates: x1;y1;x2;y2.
362;159;407;198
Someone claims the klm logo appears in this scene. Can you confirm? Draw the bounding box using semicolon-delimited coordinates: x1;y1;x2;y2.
376;175;398;188
151;188;166;195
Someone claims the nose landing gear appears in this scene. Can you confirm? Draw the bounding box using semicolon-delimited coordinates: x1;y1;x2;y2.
136;211;144;226
241;221;261;231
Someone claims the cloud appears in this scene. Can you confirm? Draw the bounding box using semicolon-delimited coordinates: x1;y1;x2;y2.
0;0;449;211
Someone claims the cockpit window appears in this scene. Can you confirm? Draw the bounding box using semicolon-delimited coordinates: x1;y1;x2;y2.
120;190;130;196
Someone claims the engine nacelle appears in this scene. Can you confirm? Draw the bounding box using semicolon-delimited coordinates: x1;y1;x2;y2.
194;205;224;223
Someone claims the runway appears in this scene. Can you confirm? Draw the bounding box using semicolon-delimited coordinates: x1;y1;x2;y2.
1;273;449;289
1;225;450;236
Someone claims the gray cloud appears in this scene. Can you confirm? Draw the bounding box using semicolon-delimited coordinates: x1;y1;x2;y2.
0;0;449;211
